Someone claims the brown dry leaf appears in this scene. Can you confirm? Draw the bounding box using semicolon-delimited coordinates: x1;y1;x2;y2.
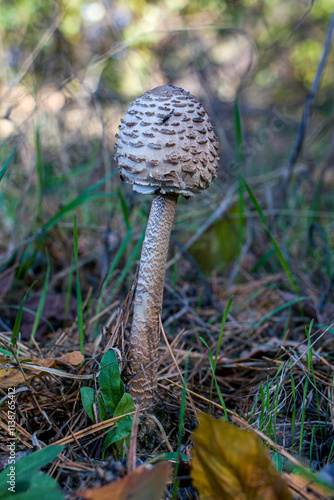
284;472;333;499
56;351;83;365
0;365;36;388
79;462;171;500
0;351;84;388
192;413;292;500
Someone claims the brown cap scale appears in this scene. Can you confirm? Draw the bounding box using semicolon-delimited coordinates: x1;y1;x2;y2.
115;85;219;404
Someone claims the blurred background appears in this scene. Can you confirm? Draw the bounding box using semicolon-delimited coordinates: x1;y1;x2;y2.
0;0;333;337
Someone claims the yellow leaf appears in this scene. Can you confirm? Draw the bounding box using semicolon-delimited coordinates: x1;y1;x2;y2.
192;414;292;500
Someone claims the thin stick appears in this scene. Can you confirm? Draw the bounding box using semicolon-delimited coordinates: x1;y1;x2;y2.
127;398;141;473
277;9;334;206
52;409;147;446
166;184;236;269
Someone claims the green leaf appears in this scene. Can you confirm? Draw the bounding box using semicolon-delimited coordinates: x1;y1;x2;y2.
102;393;134;453
102;427;119;453
0;347;14;357
120;380;125;398
0;446;64;497
11;471;64;499
80;387;95;422
114;393;135;418
98;350;122;413
149;452;189;464
98;394;109;421
112;393;134;443
273;453;283;473
102;417;133;453
10;488;64;500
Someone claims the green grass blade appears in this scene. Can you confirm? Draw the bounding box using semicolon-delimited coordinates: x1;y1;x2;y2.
327;379;334;464
299;377;309;458
310;424;316;466
243;178;298;294
4;305;55;334
200;337;228;419
41;172;116;233
172;354;189;500
35;124;44;220
117;188;130;230
11;281;36;347
234;99;244;267
214;296;233;371
94;215;141;326
209;296;233;403
42;193;115;234
252;296;309;328
0;148;15;183
290;359;296;452
234;97;243;163
30;254;50;341
105;228;145;304
99;215;139;299
73;214;84;355
238;176;244;258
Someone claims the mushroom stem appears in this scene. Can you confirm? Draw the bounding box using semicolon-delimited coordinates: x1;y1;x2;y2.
128;193;178;404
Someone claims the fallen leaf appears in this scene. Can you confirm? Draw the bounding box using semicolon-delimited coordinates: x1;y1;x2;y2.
0;351;84;388
56;351;83;366
192;413;292;500
79;462;171;500
0;365;35;388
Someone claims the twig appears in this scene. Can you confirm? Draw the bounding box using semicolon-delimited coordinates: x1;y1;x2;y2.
277;9;334;207
16;12;65;86
52;409;146;446
127;397;141;473
144;414;174;453
166;183;237;269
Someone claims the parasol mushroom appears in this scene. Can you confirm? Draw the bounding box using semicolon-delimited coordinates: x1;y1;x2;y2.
115;85;219;404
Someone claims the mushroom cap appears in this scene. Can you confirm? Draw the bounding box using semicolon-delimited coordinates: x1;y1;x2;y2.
115;85;219;197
